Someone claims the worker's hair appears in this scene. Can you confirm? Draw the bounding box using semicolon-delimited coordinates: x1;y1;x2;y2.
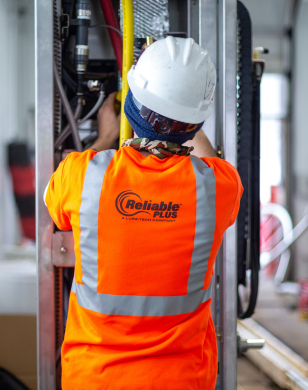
124;90;203;144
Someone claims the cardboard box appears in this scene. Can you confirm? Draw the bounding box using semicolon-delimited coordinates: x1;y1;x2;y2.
0;315;36;390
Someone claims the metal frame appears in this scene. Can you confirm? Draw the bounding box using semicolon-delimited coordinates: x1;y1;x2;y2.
219;1;238;389
35;0;56;388
199;1;238;389
188;0;199;43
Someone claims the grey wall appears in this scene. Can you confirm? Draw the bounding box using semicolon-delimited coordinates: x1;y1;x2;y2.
241;0;290;73
242;0;308;279
0;0;35;249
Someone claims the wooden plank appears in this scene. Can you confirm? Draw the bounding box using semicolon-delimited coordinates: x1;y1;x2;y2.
237;320;308;390
239;318;308;377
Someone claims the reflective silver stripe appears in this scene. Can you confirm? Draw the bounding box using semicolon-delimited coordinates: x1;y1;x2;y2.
187;157;216;293
79;150;115;289
71;279;76;293
76;152;215;317
73;278;213;316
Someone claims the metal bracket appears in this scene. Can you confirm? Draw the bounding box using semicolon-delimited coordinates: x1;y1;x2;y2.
237;333;264;357
216;145;223;159
51;231;75;267
61;13;69;43
215;326;224;343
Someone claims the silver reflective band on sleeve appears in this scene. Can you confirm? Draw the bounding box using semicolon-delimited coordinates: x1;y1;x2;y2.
72;277;213;317
187;157;216;293
79;150;115;290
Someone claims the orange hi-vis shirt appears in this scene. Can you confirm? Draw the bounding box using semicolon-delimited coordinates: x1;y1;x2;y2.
45;146;243;390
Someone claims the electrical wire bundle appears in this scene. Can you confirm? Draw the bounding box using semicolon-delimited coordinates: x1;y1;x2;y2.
54;0;122;152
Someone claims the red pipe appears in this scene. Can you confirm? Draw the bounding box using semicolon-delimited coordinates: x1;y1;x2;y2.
99;0;123;76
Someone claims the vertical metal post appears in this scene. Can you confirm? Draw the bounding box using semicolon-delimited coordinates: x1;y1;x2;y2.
199;0;217;148
200;1;237;389
199;3;221;387
218;0;238;389
35;0;56;388
188;0;199;43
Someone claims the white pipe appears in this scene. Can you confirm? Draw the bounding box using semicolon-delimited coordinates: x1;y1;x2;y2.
260;214;308;268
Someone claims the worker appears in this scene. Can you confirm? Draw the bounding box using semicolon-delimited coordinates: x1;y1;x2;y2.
45;37;243;390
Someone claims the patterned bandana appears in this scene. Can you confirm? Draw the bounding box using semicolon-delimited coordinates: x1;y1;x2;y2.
122;138;194;159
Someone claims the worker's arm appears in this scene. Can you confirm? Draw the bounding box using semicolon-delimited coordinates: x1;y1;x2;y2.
91;91;121;151
187;130;243;226
184;129;216;158
44;155;72;230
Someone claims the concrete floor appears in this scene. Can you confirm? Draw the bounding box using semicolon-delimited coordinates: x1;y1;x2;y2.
237;271;308;389
252;274;308;361
237;356;281;390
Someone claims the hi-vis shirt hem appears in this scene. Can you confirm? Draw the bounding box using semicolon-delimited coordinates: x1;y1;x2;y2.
71;278;213;317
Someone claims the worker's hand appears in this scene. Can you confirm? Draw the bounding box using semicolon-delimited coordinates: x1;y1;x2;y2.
91;92;120;151
184;130;217;158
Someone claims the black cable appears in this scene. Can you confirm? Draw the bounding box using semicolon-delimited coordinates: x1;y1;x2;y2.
238;251;259;319
62;67;77;92
237;0;260;319
0;367;31;390
63;59;117;79
237;0;253;287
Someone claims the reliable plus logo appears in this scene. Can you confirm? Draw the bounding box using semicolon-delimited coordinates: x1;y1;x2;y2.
115;190;181;219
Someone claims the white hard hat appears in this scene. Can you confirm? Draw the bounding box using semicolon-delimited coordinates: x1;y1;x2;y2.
127;36;216;124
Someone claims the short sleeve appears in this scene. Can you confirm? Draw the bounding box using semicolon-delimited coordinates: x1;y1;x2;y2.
201;157;243;228
227;163;243;226
44;150;98;231
44;154;73;231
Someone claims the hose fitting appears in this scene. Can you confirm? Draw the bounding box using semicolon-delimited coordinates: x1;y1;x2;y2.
74;0;91;75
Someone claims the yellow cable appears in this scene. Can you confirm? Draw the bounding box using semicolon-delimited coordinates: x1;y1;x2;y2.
120;0;134;147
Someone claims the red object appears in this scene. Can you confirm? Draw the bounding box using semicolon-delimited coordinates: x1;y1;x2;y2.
9;164;35;241
10;166;35;196
20;217;36;241
270;185;283;205
298;280;308;315
261;214;281;276
99;0;123;75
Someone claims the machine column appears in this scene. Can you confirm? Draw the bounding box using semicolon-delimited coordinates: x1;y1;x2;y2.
219;0;238;389
35;0;57;388
200;0;238;389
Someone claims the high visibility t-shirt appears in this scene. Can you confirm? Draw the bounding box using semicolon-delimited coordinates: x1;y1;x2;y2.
45;146;243;390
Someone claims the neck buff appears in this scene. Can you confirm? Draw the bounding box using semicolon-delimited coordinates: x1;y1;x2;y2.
124;89;204;144
122;137;194;159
